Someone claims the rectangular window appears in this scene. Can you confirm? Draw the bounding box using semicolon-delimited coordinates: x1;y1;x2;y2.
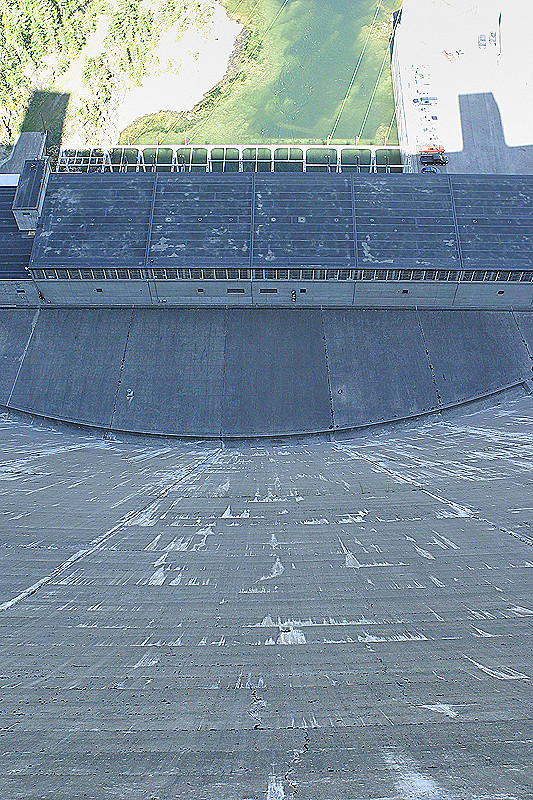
227;287;245;293
56;269;68;279
289;269;300;280
215;269;227;279
203;268;215;280
166;269;178;279
104;269;117;280
301;269;313;280
259;288;278;293
92;268;105;279
117;269;129;279
129;269;142;279
81;269;92;279
191;268;202;279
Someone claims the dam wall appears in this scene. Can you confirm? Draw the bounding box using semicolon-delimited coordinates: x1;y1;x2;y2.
1;307;532;438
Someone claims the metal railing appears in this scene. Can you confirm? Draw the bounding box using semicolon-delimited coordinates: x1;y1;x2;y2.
55;144;411;174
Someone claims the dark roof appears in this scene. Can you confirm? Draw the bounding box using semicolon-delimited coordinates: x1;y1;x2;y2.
12;159;47;210
0;187;33;279
29;172;533;272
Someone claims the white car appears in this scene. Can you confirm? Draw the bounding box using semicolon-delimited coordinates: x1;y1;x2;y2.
478;33;487;48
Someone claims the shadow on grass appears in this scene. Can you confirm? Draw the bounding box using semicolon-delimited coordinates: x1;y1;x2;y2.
21;90;70;158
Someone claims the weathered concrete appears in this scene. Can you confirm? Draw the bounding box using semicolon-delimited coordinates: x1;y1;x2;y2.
2;308;533;437
419;309;532;406
8;308;131;427
0;396;531;799
0;309;37;404
221;309;331;437
112;308;226;437
324;309;436;428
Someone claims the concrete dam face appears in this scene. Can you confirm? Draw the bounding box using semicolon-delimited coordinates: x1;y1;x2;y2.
1;306;533;438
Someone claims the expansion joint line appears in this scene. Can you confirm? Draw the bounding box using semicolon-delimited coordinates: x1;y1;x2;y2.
219;306;229;440
108;306;135;433
0;448;223;613
144;172;159;268
415;307;442;408
511;310;533;381
6;307;40;408
320;307;335;433
447;175;464;273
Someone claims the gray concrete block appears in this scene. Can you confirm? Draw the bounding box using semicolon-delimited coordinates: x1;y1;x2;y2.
0;308;35;404
418;309;531;405
324;308;437;428
8;308;131;426
112;309;226;437
221;308;331;436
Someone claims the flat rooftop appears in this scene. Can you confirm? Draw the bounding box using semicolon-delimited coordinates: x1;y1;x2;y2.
29;172;533;274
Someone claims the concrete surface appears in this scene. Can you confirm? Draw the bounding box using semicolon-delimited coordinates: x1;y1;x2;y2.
324;309;436;429
0;132;47;175
2;308;533;437
8;308;132;428
392;1;533;173
0;395;531;799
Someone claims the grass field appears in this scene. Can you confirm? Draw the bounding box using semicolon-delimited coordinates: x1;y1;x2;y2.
120;0;400;146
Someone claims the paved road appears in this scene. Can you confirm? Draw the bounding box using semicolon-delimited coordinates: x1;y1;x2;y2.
0;398;532;799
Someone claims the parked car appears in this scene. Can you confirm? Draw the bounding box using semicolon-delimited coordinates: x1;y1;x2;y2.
478;33;487;48
420;152;449;166
421;166;441;174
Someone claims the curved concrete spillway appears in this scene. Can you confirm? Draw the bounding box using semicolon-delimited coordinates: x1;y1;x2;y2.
1;307;533;438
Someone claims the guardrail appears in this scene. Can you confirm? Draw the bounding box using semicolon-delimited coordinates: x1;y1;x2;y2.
55;144;410;173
